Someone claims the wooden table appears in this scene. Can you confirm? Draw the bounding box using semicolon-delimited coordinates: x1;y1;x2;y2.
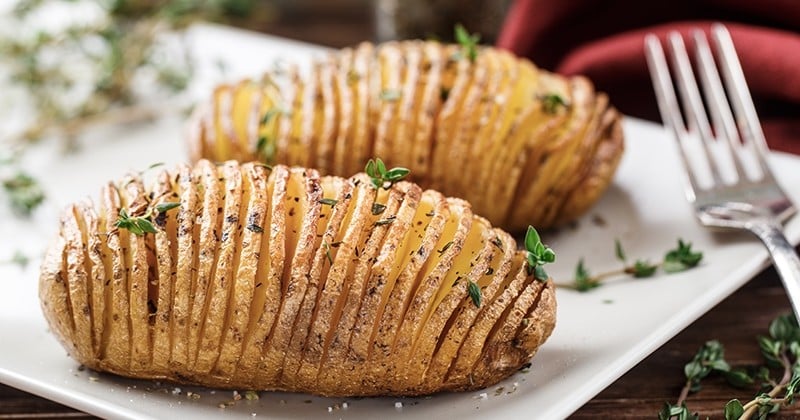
3;3;800;418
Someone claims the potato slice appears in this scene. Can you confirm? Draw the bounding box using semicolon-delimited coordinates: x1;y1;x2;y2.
367;189;447;388
257;168;322;384
39;235;76;356
332;48;355;174
281;175;355;388
372;42;403;166
348;42;375;175
187;161;223;368
235;165;286;383
118;175;151;373
314;57;338;174
77;199;105;360
169;164;198;373
390;41;423;176
148;171;177;372
429;47;473;192
60;205;93;363
409;41;444;181
553;103;624;226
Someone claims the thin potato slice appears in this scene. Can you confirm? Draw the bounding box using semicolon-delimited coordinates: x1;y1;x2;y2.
372;42;403;167
60;206;93;363
281;176;354;387
77;200;105;360
187;160;223;368
149;171;177;372
169;164;198;373
40;161;556;397
118;175;151;373
369;189;447;388
315;57;338;174
332;48;355;174
235;165;286;383
391;41;423;176
409;41;444;181
257;168;322;384
348;42;374;175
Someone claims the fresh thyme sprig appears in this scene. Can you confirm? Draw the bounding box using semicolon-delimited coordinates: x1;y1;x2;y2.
454;23;480;62
524;226;556;281
2;171;45;216
565;238;703;292
364;158;410;190
115;201;179;236
539;93;570;114
661;314;800;420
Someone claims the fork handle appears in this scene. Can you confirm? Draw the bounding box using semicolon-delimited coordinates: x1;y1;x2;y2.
749;221;800;320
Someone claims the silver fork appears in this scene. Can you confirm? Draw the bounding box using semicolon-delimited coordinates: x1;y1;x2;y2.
644;24;800;319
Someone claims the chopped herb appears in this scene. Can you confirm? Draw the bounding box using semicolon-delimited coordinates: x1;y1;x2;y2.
260;107;291;125
539;93;569;114
319;198;338;207
438;241;454;254
371;203;387;215
440;87;450;101
256;135;276;164
454;24;480;62
247;223;264;233
614;238;626;262
379;89;400;102
347;70;360;84
574;259;599;292
374;215;396;226
663;239;703;273
628;260;658;278
485;267;494;276
365;158;410;189
3;171;45;216
155;202;180;213
467;280;481;307
323;241;333;265
491;237;503;250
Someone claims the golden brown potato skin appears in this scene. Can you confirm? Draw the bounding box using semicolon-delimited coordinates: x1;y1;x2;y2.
186;41;624;232
39;160;556;397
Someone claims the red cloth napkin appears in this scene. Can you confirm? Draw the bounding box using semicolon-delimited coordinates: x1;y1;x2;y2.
496;0;800;154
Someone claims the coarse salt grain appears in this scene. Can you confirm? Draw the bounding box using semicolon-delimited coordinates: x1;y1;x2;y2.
394;402;403;408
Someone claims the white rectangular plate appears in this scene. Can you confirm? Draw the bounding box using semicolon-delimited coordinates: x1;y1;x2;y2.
1;24;799;420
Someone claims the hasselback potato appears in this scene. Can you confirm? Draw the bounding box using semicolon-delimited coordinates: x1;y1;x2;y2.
39;160;556;396
187;41;624;231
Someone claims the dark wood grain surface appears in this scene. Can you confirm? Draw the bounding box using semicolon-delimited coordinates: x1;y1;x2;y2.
4;2;799;419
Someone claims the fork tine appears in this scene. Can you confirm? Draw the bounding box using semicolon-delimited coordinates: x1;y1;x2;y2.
644;34;700;199
666;32;727;186
711;23;773;178
691;29;749;181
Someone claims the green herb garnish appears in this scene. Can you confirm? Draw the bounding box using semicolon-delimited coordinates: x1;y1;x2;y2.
3;171;45;216
371;203;386;215
467;280;481;307
115;201;179;236
539;93;569;114
319;198;338;207
661;314;800;419
563;238;703;291
365;158;409;189
256;135;276;164
524;226;556;281
379;89;400;102
454;24;480;63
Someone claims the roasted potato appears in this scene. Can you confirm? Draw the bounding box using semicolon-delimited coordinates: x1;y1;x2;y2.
187;41;624;231
39;160;556;397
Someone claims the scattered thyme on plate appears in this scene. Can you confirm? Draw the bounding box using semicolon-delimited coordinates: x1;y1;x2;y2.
2;171;45;216
564;238;703;291
661;314;800;420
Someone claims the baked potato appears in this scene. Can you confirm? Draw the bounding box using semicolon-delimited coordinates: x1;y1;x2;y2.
39;160;556;397
187;41;624;231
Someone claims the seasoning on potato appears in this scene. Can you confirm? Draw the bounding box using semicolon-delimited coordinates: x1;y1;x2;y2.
39;160;556;397
187;40;624;232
